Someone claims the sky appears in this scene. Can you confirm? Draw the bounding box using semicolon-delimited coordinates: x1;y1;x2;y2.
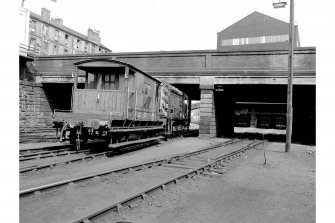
23;0;318;52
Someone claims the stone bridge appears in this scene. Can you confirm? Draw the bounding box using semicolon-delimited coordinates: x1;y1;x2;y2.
29;47;315;140
33;47;315;88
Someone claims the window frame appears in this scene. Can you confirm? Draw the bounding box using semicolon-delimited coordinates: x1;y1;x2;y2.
43;25;49;37
102;73;117;90
55;30;59;42
29;37;36;49
29;20;36;33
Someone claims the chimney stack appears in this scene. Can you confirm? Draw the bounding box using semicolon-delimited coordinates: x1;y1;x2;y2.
41;8;51;20
87;28;101;43
52;17;63;25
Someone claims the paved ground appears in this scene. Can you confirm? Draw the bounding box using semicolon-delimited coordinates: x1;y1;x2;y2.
117;142;315;223
234;127;286;135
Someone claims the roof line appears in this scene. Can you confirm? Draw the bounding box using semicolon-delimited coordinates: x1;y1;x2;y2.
74;58;161;83
29;11;111;51
218;11;292;35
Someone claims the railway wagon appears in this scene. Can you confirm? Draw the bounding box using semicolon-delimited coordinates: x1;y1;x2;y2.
47;59;190;149
160;81;190;135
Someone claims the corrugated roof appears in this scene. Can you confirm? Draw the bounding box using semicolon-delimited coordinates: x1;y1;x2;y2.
30;11;111;51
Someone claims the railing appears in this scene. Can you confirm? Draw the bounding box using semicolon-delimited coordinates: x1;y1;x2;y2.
19;43;39;57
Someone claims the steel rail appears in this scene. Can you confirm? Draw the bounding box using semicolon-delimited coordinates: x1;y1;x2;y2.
19;144;71;155
19;149;90;162
72;140;263;223
19;137;163;173
19;130;197;172
20;148;70;158
19;140;109;157
19;138;240;197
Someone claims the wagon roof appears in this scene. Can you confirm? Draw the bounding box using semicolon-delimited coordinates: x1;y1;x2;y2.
74;58;161;84
161;81;184;96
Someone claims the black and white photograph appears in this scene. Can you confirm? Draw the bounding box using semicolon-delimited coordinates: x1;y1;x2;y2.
4;0;335;222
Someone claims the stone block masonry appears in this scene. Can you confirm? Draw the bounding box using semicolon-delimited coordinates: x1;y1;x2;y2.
19;81;53;133
199;89;216;137
199;77;216;138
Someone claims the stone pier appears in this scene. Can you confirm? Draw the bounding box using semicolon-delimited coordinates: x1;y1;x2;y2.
199;77;216;138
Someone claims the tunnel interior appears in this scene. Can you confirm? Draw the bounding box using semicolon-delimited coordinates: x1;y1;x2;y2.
172;83;315;144
42;83;73;111
173;84;200;101
214;84;315;145
214;88;235;137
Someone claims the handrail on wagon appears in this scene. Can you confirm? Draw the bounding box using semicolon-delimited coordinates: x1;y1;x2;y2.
54;109;73;113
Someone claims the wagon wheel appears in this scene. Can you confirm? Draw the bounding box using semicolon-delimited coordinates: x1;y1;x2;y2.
75;134;81;151
59;123;70;142
74;125;85;151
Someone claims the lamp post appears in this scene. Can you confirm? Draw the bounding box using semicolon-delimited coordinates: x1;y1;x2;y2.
273;0;294;152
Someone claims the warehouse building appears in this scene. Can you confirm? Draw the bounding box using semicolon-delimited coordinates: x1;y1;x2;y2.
217;11;300;51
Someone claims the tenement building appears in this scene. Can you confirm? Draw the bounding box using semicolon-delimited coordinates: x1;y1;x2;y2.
217;11;300;51
28;8;111;56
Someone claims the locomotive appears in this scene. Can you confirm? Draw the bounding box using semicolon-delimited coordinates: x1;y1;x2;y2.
47;59;190;150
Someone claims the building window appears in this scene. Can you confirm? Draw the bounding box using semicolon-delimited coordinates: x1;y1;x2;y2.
53;44;58;54
222;34;289;47
222;39;233;46
29;37;36;49
55;30;59;42
29;20;36;33
64;33;69;45
43;40;48;54
232;38;239;45
76;39;81;49
84;42;88;52
43;25;49;37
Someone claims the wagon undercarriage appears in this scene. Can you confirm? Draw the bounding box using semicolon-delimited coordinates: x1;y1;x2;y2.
55;119;165;150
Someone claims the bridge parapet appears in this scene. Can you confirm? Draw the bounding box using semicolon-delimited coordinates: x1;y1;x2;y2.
31;47;315;85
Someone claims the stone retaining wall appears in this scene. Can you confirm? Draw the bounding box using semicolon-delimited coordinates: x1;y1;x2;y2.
19;80;53;133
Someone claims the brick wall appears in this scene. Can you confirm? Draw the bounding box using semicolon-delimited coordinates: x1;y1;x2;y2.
19;80;53;133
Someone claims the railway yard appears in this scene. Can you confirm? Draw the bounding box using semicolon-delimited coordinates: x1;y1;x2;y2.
15;2;319;222
18;134;316;223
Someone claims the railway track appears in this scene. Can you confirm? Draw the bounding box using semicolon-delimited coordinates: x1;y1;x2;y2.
19;136;163;173
19;144;71;155
19;139;117;160
19;130;198;173
20;138;263;223
19;148;90;162
72;139;263;223
20;138;241;197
